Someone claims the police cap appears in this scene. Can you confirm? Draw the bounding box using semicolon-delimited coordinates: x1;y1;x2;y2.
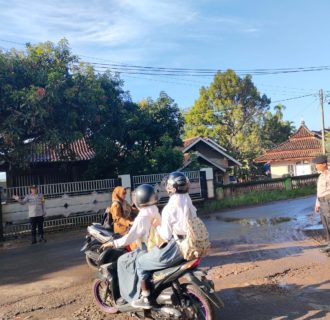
312;155;328;164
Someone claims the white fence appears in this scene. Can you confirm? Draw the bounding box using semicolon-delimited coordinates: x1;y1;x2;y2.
1;169;212;238
2;191;112;224
3;178;120;202
4;212;103;238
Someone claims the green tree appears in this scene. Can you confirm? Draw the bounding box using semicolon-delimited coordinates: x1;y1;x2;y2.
184;69;270;166
85;91;184;177
0;39;115;168
1;40;184;178
120;92;184;174
325;131;330;154
148;135;183;173
261;104;294;150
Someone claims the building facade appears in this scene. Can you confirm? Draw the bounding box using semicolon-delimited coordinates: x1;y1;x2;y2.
255;121;323;178
180;136;241;184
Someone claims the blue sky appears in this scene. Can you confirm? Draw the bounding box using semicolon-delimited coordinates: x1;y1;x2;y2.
0;0;329;131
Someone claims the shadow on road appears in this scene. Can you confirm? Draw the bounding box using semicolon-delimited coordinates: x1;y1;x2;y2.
204;243;320;267
217;280;330;320
0;231;87;285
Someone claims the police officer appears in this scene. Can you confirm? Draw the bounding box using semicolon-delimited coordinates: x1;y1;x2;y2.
13;185;46;244
313;155;330;253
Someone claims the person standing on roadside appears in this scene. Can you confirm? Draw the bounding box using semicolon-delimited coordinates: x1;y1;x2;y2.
13;185;46;244
313;155;330;253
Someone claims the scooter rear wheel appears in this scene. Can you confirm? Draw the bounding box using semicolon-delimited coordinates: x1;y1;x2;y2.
93;279;119;314
182;284;215;320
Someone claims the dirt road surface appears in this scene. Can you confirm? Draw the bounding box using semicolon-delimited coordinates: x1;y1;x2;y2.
1;195;330;320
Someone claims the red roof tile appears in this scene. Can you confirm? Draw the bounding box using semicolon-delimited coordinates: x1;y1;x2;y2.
31;138;95;163
255;122;323;163
183;136;201;149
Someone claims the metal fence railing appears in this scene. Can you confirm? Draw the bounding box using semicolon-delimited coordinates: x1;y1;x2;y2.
222;174;318;197
3;212;103;239
291;174;318;189
132;170;201;188
132;170;203;203
3;178;121;202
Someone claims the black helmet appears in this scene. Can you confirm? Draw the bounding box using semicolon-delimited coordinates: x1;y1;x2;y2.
165;171;190;195
133;184;158;208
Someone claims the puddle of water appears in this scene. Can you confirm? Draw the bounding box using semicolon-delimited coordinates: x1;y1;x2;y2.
215;216;292;226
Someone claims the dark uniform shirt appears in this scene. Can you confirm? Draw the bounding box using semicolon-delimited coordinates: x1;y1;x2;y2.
316;170;330;206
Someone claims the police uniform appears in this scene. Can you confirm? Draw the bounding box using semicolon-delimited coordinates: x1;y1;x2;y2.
314;155;330;246
19;186;46;244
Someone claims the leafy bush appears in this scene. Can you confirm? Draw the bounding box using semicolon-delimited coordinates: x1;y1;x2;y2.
201;185;316;213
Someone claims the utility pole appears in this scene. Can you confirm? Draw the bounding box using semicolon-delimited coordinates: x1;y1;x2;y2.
320;89;326;154
0;187;3;241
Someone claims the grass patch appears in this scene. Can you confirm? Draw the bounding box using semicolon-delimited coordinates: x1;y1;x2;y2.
201;185;316;214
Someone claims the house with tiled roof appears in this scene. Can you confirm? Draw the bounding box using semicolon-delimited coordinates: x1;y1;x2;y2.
3;138;95;187
180;136;241;184
3;135;242;187
255;121;323;178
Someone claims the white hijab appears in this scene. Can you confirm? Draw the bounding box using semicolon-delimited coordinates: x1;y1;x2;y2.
166;193;197;224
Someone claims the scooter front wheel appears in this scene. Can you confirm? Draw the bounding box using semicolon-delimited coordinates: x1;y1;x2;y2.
93;279;118;314
85;255;98;270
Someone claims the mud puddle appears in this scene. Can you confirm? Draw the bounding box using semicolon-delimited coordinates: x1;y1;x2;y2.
214;216;292;226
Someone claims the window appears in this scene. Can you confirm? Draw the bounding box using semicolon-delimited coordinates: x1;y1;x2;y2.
288;164;295;176
215;172;223;184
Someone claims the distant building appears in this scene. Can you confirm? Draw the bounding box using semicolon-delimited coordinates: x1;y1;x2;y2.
1;138;94;187
2;135;242;188
180;136;241;184
255;121;324;178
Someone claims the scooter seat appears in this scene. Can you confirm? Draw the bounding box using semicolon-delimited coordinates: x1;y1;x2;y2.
91;223;113;237
153;264;182;282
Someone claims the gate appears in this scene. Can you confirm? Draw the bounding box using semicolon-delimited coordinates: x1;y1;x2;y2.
132;171;204;204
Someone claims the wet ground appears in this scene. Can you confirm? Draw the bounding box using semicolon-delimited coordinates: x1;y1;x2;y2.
1;195;330;320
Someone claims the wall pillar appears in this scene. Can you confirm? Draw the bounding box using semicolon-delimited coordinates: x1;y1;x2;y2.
200;167;214;199
118;174;132;202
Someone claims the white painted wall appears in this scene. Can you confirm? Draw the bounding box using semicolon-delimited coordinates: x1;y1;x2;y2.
3;192;112;223
271;161;313;178
296;163;312;176
270;162;291;178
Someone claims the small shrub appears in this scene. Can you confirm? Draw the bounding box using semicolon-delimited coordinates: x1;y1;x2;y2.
201;185;316;214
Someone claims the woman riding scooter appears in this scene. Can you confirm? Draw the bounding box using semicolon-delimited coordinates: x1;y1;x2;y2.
100;184;163;304
131;171;197;309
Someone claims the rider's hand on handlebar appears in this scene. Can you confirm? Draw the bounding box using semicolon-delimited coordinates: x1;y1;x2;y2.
100;241;114;252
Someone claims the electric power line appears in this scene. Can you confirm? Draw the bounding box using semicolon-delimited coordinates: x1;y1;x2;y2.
2;39;330;77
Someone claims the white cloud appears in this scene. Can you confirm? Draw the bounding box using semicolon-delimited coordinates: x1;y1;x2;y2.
0;0;197;45
243;28;261;33
0;0;202;64
0;0;262;65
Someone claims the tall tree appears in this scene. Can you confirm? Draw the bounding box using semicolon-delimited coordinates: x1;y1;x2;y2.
120;92;184;174
261;104;295;150
0;40;184;178
184;70;270;165
0;39;112;167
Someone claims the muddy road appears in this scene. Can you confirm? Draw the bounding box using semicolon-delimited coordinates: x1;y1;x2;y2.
1;195;330;320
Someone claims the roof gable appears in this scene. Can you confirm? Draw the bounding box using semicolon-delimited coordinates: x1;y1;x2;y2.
179;152;227;172
255;122;322;163
289;121;317;140
182;136;241;166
